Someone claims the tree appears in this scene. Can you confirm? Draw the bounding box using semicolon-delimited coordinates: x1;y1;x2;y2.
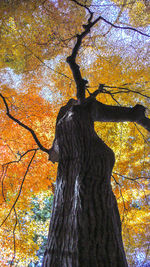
0;0;149;266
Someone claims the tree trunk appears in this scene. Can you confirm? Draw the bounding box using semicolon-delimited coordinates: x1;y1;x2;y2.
42;99;128;267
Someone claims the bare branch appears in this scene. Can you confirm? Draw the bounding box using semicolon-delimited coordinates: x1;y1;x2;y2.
0;94;49;154
2;148;40;167
106;93;150;139
87;84;105;98
88;85;150;100
112;175;127;222
71;0;150;38
70;0;92;15
0;138;17;159
0;149;38;263
23;44;71;79
0;149;37;228
113;172;149;205
103;88;121;105
99;16;150;38
101;92;150;139
133;122;150;145
92;99;150;132
104;86;150;99
113;172;150;181
67;13;103;101
89;85;150;134
1;149;40;202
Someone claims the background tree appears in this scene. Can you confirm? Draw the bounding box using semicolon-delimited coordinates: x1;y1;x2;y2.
0;0;149;266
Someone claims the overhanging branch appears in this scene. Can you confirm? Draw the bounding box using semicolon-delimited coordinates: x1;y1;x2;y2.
71;0;150;38
0;94;49;154
99;16;150;38
66;10;102;101
67;1;149;101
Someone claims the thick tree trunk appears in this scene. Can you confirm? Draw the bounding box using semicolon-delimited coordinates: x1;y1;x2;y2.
42;99;128;267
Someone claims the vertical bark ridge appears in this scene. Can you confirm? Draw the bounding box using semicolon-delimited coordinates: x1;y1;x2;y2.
43;101;128;267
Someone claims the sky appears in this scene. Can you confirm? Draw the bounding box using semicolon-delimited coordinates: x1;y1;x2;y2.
0;0;149;101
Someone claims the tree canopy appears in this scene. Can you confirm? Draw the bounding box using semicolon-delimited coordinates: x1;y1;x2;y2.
0;0;149;266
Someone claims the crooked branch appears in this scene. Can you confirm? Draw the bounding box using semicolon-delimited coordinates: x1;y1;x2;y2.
99;16;150;38
0;149;37;228
104;86;150;99
67;0;149;101
66;11;104;101
0;149;38;264
0;94;49;154
88;84;150;100
1;148;39;201
113;172;150;181
113;172;149;205
71;0;150;38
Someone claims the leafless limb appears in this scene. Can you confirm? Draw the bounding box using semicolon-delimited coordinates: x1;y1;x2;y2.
113;172;149;205
1;149;39;202
67;3;95;101
0;94;49;154
0;138;17;159
101;1;126;37
2;148;40;167
104;86;150;99
103;88;121;105
71;0;150;38
113;171;150;181
133;122;150;145
99;16;150;38
0;149;37;228
17;41;71;79
88;85;150;100
0;149;39;264
105;92;150;143
70;0;92;15
88;86;150;142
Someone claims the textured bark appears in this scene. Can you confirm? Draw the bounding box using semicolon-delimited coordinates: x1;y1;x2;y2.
42;99;128;267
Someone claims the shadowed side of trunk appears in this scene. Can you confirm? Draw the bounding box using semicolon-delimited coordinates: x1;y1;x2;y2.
42;101;128;267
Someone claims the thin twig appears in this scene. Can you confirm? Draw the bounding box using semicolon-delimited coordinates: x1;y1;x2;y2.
88;85;150;100
112;175;127;223
104;86;150;99
2;148;40;167
0;150;37;228
113;172;149;205
1;149;39;201
102;90;150;144
113;172;150;180
133;122;150;145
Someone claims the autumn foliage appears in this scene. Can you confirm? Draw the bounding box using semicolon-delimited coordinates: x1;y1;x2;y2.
0;0;149;266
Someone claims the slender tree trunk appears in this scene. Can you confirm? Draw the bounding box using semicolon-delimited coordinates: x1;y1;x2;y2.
42;100;128;267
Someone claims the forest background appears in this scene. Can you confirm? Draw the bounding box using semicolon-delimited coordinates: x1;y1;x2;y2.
0;0;149;266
